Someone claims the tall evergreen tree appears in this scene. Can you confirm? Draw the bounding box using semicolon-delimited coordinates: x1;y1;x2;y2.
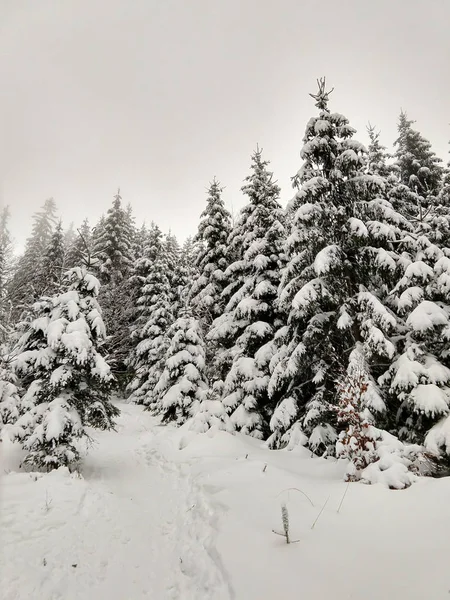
390;112;444;223
188;180;232;325
267;79;408;454
127;249;174;406
0;206;14;343
10;267;119;470
41;220;65;294
439;140;450;206
65;219;92;270
380;220;450;457
366;124;392;178
93;191;136;379
93;190;134;284
209;149;286;437
9;198;57;312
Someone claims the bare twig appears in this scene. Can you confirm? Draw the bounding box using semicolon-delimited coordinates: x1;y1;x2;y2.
311;495;330;529
276;487;314;507
337;482;350;514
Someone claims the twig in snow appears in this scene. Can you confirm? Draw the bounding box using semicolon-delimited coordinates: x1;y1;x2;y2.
311;495;330;529
276;487;314;507
43;490;53;513
262;464;267;473
272;503;300;544
337;481;350;514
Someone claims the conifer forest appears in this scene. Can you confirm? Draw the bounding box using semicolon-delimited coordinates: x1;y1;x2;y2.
3;79;450;487
2;4;450;589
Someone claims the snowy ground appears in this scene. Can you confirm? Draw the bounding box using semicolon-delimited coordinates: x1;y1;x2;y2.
2;401;450;600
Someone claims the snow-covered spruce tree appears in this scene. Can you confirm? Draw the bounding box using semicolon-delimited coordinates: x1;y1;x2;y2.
9;198;58;315
439;141;450;206
93;190;136;380
10;267;119;470
41;220;66;294
267;79;409;454
128;222;164;363
65;219;92;270
132;223;149;262
127;247;174;406
164;232;186;317
188;179;232;326
152;311;208;424
0;353;20;432
0;206;15;344
379;233;450;453
390;111;444;225
93;190;134;284
366;124;392;179
208;148;286;438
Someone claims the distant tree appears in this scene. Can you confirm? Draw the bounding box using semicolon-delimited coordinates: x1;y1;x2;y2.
366;124;392;178
390;111;444;223
92;190;136;380
41;221;65;294
65;219;92;270
127;249;174;406
93;190;134;283
0;206;14;343
9;198;58;313
188;179;232;326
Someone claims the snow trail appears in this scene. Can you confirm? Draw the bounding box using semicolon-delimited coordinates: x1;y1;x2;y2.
0;402;231;600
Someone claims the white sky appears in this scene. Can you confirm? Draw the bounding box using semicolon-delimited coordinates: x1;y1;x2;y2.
1;0;449;250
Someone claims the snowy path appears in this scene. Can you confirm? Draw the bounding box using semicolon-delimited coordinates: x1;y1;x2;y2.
0;403;232;600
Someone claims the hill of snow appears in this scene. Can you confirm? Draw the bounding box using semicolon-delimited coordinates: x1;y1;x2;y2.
1;401;450;599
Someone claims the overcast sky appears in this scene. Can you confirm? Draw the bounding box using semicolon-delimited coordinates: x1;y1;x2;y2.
1;0;449;251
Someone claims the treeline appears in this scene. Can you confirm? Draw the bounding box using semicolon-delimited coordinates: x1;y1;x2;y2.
1;79;450;487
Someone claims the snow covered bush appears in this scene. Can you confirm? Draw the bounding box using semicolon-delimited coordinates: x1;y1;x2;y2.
10;267;119;470
189;380;233;434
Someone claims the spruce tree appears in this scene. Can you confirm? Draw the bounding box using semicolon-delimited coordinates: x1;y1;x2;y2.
65;219;92;270
390;112;444;223
188;180;232;325
366;124;392;178
0;354;20;431
439;140;450;206
209;148;286;438
267;79;407;454
0;206;14;343
10;267;119;470
152;313;208;424
93;190;134;283
93;191;136;379
41;220;66;294
380;232;450;453
128;248;174;406
9;198;58;313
